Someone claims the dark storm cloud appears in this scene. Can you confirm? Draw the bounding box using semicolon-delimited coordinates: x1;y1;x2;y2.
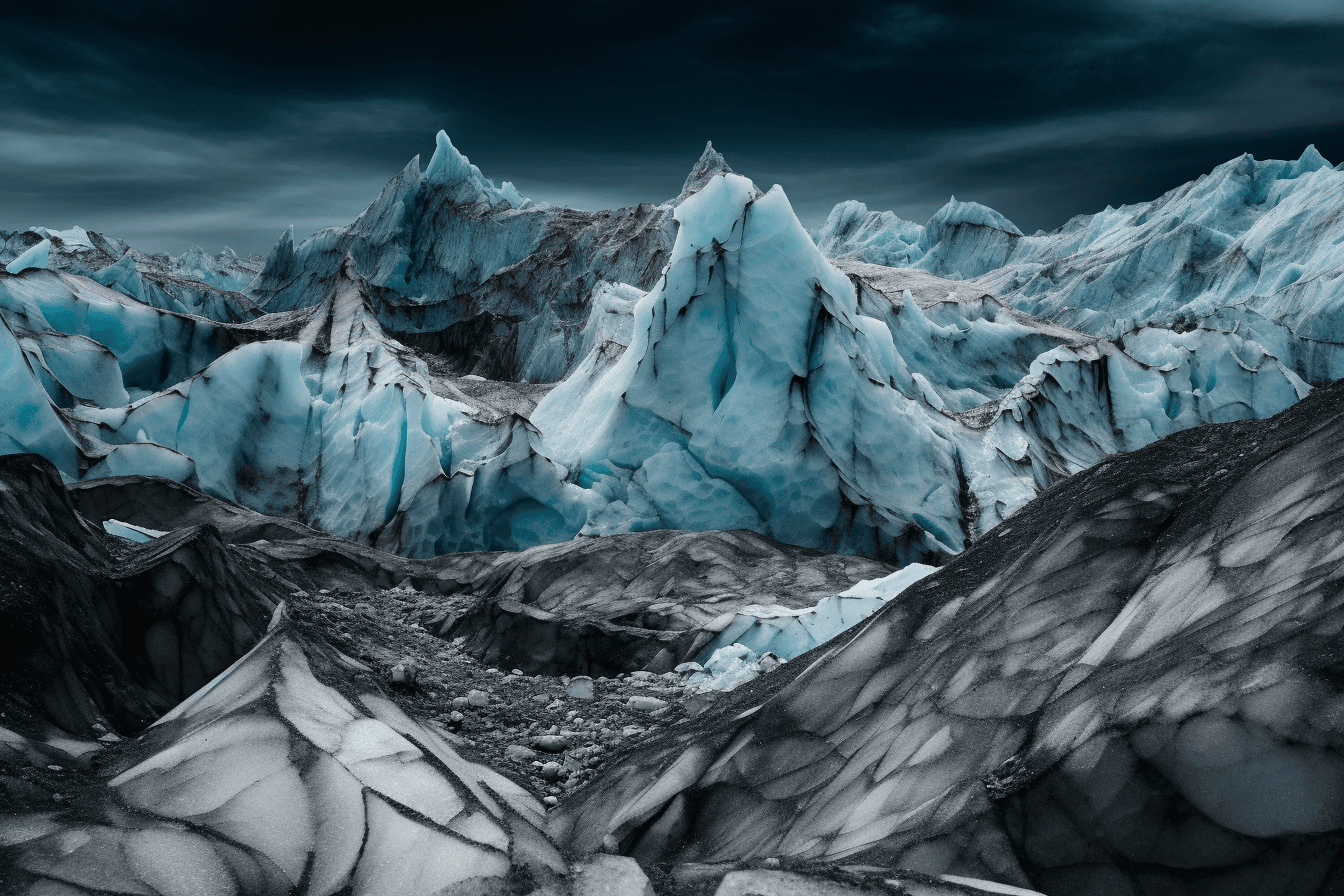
3;1;1343;255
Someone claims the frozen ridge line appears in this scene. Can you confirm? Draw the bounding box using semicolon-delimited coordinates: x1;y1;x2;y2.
0;136;1313;560
816;144;1344;383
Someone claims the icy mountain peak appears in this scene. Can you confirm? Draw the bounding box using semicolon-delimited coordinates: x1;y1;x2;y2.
922;197;1023;244
255;225;298;292
1291;143;1332;176
675;140;736;205
423;130;472;185
423;130;530;209
4;238;50;274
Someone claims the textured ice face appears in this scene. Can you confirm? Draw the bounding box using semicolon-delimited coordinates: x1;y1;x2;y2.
534;172;972;562
1;226;263;323
817;146;1344;385
249;133;678;384
0;136;1322;561
4;239;50;275
2;619;563;896
693;564;938;664
533;171;1307;559
552;380;1344;895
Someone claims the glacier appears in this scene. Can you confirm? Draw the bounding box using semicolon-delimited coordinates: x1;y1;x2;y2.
0;135;1319;562
1;129;1343;896
531;169;1306;556
1;225;263;322
816;145;1344;384
246;132;715;383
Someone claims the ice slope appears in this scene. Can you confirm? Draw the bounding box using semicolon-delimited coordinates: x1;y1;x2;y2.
3;239;49;274
248;132;690;382
533;171;1307;558
1;226;263;322
969;320;1310;529
533;172;976;562
66;258;594;554
817;147;1344;384
1;616;565;896
0;268;240;406
0;252;601;554
695;563;938;663
553;379;1344;895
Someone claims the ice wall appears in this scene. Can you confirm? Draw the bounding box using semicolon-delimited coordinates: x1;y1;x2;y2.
0;148;1318;561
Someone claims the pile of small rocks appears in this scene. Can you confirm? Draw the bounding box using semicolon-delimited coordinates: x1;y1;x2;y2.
286;584;738;807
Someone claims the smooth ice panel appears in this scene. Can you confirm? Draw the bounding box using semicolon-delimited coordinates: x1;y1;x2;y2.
352;794;511;896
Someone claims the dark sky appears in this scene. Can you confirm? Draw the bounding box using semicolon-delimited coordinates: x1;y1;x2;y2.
4;1;1344;256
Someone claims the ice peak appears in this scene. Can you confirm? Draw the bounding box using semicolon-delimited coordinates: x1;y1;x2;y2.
422;130;529;209
922;197;1023;243
675;141;735;205
424;130;471;185
5;238;51;274
1291;143;1332;176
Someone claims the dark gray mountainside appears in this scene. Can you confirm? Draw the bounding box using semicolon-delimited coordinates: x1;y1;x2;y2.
555;378;1344;896
69;473;892;676
0;453;282;738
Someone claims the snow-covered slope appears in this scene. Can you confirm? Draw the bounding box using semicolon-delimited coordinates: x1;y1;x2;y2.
817;146;1344;384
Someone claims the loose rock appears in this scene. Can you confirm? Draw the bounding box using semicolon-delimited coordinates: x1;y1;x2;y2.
504;744;537;762
573;854;655;896
533;735;570;753
568;675;595;700
627;695;668;713
390;657;419;687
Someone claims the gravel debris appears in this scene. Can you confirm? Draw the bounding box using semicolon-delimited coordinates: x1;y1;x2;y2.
285;584;709;805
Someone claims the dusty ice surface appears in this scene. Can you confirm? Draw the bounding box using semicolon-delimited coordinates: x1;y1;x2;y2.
553;381;1344;896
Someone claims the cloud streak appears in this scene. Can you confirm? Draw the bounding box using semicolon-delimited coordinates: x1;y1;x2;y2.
1;2;1342;255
